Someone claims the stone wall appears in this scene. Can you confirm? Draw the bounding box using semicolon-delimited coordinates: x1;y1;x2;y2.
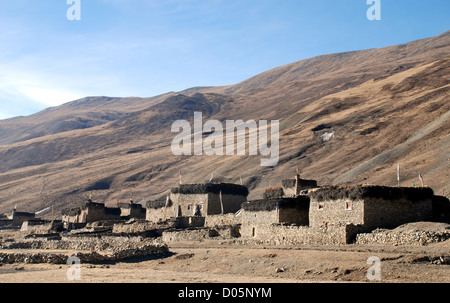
0;220;17;230
20;220;57;233
146;206;173;223
282;187;296;198
169;192;245;217
206;193;246;215
356;228;450;246
119;204;146;219
279;206;309;226
363;197;433;229
240;210;277;239
112;221;160;234
84;203;105;223
240;223;365;245
176;216;206;228
309;198;365;228
204;214;240;228
161;226;240;243
0;237;169;264
265;224;350;245
170;193;208;217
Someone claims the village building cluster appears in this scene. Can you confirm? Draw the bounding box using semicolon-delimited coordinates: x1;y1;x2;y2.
1;173;449;245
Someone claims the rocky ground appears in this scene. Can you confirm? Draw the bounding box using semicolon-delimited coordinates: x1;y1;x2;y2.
0;237;448;283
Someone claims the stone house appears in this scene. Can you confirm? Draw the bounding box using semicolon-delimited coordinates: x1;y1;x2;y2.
62;201;122;227
239;184;437;245
240;196;310;239
308;185;434;231
281;174;318;197
146;196;172;223
145;183;249;222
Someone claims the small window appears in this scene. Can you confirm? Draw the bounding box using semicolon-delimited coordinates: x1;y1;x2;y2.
187;204;192;211
345;201;352;211
318;203;324;210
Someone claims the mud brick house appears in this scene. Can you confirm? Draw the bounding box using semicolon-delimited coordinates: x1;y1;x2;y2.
62;201;121;227
146;183;249;222
118;202;146;220
240;196;310;238
281;174;318;197
239;182;438;245
308;185;434;231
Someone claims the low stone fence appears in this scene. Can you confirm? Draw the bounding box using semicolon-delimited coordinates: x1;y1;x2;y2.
356;229;450;246
0;243;168;264
0;236;169;264
204;214;239;228
241;223;367;245
162;225;240;243
112;221;160;234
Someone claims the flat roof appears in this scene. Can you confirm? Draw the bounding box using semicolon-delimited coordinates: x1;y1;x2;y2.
309;185;434;202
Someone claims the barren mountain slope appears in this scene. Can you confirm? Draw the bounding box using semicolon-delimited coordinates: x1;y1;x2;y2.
0;31;449;216
0;94;175;145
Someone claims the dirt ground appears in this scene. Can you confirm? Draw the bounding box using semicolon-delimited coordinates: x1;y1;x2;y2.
0;239;449;283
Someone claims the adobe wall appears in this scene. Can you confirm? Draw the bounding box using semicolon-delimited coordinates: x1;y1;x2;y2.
103;209;122;221
126;207;146;220
309;198;365;228
206;193;246;215
279;207;309;226
12;214;36;226
85;205;105;223
120;207;131;217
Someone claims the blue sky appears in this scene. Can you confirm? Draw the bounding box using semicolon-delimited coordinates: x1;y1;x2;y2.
0;0;448;119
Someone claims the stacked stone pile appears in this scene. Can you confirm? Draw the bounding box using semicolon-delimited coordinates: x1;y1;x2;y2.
356;224;450;246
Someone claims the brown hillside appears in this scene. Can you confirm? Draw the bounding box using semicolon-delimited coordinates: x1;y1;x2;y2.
0;31;449;217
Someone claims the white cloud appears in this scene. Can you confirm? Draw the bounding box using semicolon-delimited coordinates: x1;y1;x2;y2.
0;65;83;108
20;86;82;107
0;111;8;120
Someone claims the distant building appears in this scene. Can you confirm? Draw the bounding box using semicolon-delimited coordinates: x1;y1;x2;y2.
0;209;36;229
146;183;249;222
118;201;146;220
62;200;121;228
281;174;318;197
